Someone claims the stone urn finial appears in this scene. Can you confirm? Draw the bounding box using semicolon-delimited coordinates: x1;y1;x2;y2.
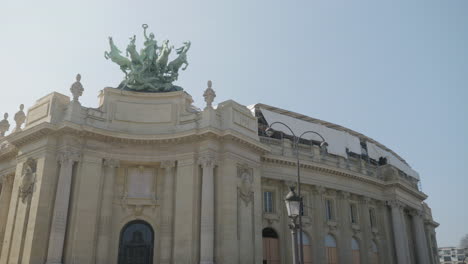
203;80;216;110
70;74;84;103
12;104;26;133
0;113;10;137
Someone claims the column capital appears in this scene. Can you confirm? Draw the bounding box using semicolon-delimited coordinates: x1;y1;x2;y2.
408;208;424;218
387;200;405;210
57;151;81;165
311;185;326;195
359;196;372;205
103;158;120;168
160;160;176;169
198;154;217;169
0;173;14;186
337;190;350;200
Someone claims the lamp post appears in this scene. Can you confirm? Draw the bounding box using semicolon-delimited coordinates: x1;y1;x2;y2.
265;121;327;264
285;186;301;264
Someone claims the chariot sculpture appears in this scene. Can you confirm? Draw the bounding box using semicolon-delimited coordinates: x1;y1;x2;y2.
105;24;190;92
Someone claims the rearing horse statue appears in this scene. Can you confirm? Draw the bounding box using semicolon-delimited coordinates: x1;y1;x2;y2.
105;37;131;75
156;40;172;71
126;35;143;65
167;41;191;78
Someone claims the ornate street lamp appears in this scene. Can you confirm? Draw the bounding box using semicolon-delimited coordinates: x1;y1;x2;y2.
285;186;301;264
265;121;327;264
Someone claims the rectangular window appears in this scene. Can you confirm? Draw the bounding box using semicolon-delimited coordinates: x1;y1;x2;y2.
350;203;358;224
325;199;334;221
263;191;274;213
369;208;376;228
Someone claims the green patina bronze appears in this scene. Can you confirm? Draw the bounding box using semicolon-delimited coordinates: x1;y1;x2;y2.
105;24;190;92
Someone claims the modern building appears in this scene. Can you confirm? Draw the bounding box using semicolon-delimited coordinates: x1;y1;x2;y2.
0;75;440;264
438;247;468;264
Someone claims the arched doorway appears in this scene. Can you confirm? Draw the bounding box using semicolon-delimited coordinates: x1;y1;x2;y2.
351;237;360;264
300;232;313;264
118;220;154;264
370;240;379;264
325;234;338;264
262;227;280;264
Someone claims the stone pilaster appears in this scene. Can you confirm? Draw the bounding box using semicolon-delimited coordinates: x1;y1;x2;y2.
359;197;371;264
410;209;430;264
173;157;198;263
160;160;176;264
45;151;80;264
337;191;352;263
0;174;14;252
199;154;216;264
311;185;326;263
95;158;120;264
388;200;411;264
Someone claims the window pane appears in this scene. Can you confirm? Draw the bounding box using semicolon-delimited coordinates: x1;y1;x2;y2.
263;191;273;213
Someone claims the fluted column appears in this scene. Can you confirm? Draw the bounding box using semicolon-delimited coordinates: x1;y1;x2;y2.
160;160;176;264
388;200;411;264
95;158;119;263
410;209;430;264
0;174;14;251
46;151;80;264
199;155;216;264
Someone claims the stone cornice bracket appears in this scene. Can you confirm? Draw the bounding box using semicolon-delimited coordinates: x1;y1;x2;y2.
70;74;84;103
57;151;81;165
103;158;120;168
0;113;10;137
160;160;176;169
12;104;26;133
203;80;216;110
198;153;217;169
386;199;405;210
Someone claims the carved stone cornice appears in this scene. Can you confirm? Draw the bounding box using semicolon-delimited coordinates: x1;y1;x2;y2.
103;158;120;168
160;160;176;169
262;155;427;201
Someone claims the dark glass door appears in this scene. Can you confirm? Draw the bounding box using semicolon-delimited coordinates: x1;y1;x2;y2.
118;220;154;264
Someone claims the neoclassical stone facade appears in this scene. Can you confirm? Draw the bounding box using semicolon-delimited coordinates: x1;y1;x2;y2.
0;77;439;264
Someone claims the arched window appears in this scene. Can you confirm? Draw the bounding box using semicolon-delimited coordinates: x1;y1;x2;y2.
325;234;338;264
118;220;154;264
370;240;379;264
299;232;313;264
351;238;360;264
263;228;280;264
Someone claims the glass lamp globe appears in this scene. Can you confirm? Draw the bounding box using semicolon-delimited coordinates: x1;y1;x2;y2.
285;186;301;218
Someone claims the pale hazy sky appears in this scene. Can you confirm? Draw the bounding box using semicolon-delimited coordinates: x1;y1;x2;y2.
1;0;467;247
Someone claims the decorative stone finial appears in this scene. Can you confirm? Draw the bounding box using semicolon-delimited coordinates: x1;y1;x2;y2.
203;80;216;109
12;104;26;133
70;74;84;102
0;113;10;137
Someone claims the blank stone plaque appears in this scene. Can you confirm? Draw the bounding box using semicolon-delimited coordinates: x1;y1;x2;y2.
127;167;154;199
